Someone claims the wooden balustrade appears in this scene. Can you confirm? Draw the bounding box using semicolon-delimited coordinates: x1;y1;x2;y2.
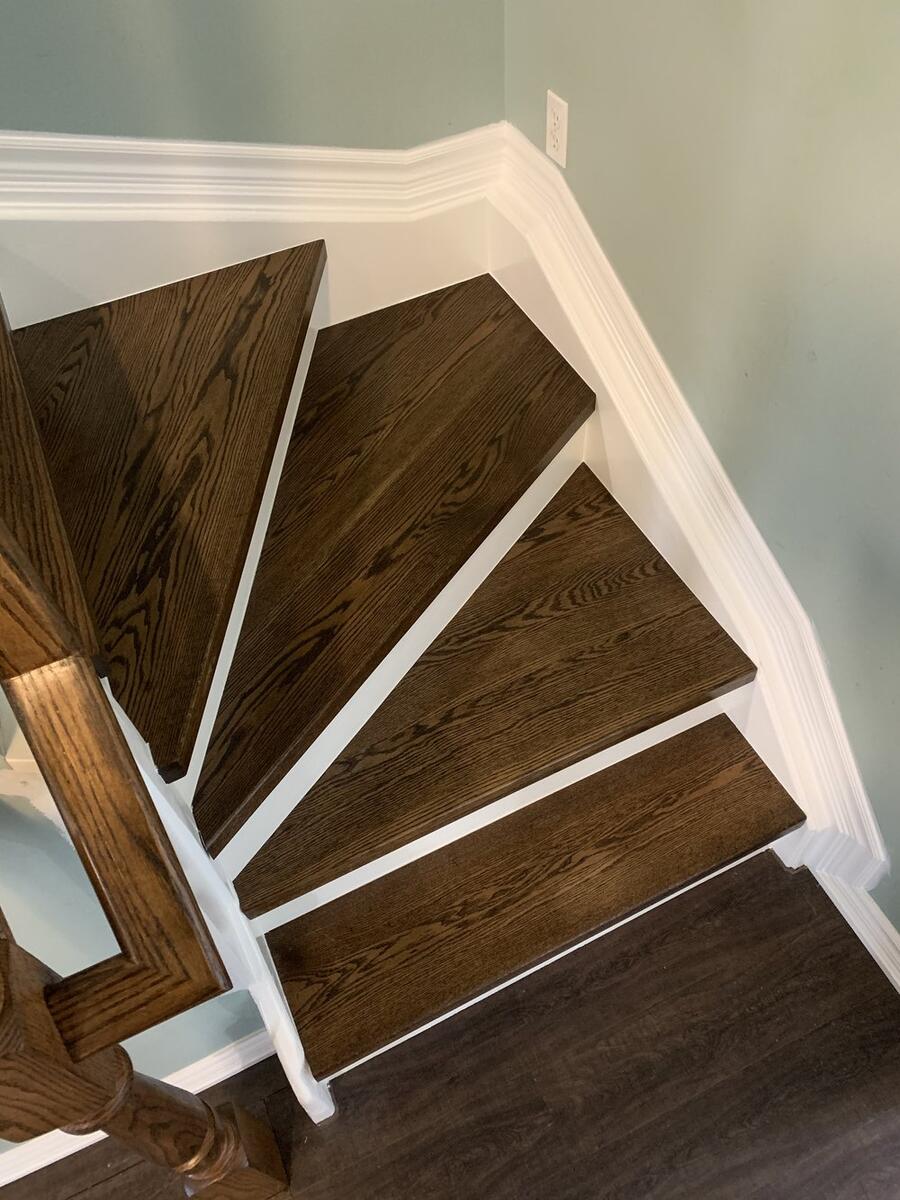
0;292;288;1194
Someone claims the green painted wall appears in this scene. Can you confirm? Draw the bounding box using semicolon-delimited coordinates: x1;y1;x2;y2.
506;0;900;921
0;0;504;147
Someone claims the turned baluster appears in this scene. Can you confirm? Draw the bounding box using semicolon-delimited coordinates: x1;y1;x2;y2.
0;930;288;1199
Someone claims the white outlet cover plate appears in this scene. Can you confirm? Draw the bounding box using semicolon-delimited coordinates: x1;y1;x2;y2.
546;89;569;168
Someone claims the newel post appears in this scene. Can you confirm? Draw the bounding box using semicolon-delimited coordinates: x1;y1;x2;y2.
0;931;288;1198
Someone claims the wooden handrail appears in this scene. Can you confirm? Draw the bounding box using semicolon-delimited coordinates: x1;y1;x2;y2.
1;313;229;1059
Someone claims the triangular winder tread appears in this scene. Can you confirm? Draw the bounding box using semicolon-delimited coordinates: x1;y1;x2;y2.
236;465;757;917
193;275;595;851
12;242;326;778
267;715;804;1077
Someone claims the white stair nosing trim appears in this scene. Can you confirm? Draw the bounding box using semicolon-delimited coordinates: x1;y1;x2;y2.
0;1028;274;1187
172;281;326;805
251;683;755;934
325;842;776;1084
815;871;900;994
215;422;588;881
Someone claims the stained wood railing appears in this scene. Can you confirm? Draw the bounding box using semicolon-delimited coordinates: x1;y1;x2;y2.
0;303;287;1193
1;300;229;1056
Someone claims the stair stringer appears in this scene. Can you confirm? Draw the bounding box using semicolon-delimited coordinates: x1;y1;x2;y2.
105;683;335;1126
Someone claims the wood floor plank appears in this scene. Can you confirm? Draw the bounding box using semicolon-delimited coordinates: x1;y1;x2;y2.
14;856;900;1199
193;275;595;851
13;242;326;778
290;854;900;1200
266;716;804;1077
237;465;756;915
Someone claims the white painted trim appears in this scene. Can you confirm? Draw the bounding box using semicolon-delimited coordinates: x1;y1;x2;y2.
253;683;754;934
0;125;507;222
107;688;334;1127
215;424;588;880
0;1028;274;1187
484;124;887;889
172;280;326;805
816;871;900;993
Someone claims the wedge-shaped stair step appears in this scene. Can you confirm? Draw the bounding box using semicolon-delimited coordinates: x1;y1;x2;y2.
13;242;326;778
236;465;756;916
267;716;804;1077
194;275;595;851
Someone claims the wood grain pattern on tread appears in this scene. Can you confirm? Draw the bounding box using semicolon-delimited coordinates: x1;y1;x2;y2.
194;275;595;851
236;465;756;916
12;242;326;778
267;716;804;1077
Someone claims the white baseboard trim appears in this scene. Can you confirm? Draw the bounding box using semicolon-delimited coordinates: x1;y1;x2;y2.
815;872;900;993
0;125;506;222
485;124;887;889
0;1028;274;1187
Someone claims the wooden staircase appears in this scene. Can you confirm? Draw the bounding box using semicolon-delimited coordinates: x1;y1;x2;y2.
2;243;814;1192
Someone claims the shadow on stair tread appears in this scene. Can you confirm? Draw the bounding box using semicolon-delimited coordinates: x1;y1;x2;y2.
236;464;757;917
193;273;596;852
12;242;326;779
266;716;804;1077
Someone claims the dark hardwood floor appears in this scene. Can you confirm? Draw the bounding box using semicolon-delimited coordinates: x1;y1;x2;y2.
268;716;803;1076
13;242;326;779
12;853;900;1199
193;275;595;853
236;465;756;916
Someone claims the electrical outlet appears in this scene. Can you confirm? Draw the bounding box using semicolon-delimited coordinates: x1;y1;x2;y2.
546;89;568;167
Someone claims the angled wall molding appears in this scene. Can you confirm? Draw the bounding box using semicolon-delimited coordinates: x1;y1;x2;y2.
0;125;506;221
485;125;888;890
0;124;886;883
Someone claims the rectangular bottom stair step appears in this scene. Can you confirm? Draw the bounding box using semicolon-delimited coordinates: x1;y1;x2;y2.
266;715;804;1077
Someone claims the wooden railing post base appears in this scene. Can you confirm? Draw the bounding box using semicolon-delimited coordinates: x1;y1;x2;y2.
1;934;288;1199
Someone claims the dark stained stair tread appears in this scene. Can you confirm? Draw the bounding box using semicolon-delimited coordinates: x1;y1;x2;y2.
12;242;326;778
236;465;756;916
267;715;805;1077
193;275;596;851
